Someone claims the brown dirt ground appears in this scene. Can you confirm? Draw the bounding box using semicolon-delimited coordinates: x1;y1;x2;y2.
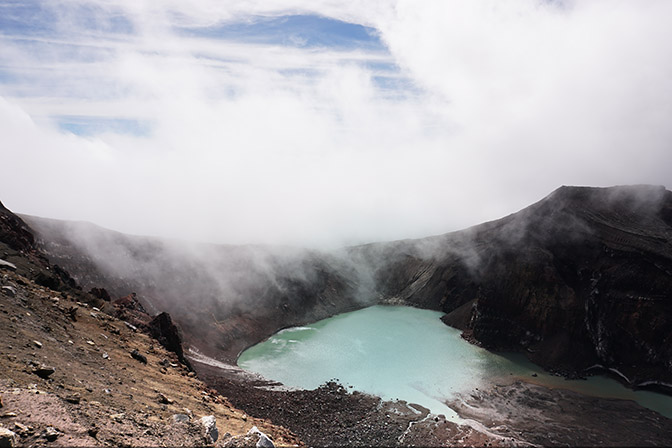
0;266;301;447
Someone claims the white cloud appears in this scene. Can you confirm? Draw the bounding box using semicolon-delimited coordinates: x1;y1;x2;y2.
1;0;671;248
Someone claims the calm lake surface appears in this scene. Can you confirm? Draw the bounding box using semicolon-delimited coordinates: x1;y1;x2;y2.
238;305;672;419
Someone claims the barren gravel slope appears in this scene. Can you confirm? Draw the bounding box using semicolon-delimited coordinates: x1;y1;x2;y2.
0;244;300;447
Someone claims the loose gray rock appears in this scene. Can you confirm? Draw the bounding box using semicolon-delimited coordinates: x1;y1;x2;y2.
172;414;190;423
257;433;275;448
200;415;218;443
248;426;275;448
0;260;16;272
43;426;61;442
1;286;16;297
0;427;17;447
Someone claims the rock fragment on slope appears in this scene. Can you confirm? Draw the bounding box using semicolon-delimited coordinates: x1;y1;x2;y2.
130;349;147;364
0;427;17;447
0;259;16;272
248;426;275;447
31;364;55;379
42;426;61;442
200;415;218;443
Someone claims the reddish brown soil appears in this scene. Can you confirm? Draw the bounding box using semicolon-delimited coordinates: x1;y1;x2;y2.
0;264;300;447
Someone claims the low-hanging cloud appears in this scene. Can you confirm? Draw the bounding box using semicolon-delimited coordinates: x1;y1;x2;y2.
1;0;671;248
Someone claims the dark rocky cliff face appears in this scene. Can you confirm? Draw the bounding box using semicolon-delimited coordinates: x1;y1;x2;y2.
0;200;36;254
352;185;672;387
19;185;672;388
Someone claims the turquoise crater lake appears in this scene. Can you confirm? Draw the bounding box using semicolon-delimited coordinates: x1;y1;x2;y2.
237;305;672;419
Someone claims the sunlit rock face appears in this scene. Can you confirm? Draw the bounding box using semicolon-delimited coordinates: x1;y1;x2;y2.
23;185;672;387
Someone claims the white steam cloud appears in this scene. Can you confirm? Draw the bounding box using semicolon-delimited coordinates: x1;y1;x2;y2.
1;0;671;247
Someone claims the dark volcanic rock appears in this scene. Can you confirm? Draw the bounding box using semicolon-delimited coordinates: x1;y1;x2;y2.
113;292;147;314
0;200;36;254
358;185;672;385
148;312;192;370
32;365;56;379
130;349;147;364
472;186;672;385
197;366;430;447
89;287;111;301
33;264;78;291
112;293;152;330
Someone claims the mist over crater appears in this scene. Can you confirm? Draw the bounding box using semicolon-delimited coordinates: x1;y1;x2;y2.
19;185;672;394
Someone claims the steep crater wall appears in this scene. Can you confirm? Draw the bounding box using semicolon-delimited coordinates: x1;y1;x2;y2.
353;185;672;388
19;185;672;389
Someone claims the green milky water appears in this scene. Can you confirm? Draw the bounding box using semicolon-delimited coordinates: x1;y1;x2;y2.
238;305;672;419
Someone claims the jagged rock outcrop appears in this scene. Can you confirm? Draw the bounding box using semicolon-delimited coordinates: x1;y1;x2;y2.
1;201;84;294
148;312;192;370
0;200;36;254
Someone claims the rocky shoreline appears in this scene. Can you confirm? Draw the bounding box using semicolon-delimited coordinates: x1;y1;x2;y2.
190;350;672;447
193;359;514;447
450;380;672;446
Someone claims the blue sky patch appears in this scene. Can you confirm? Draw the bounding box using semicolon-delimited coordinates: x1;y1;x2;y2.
0;0;133;37
56;116;153;137
179;14;384;50
0;0;58;37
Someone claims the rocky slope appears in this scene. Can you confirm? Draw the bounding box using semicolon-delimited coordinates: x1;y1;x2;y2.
0;202;300;447
6;186;672;446
18;215;364;362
